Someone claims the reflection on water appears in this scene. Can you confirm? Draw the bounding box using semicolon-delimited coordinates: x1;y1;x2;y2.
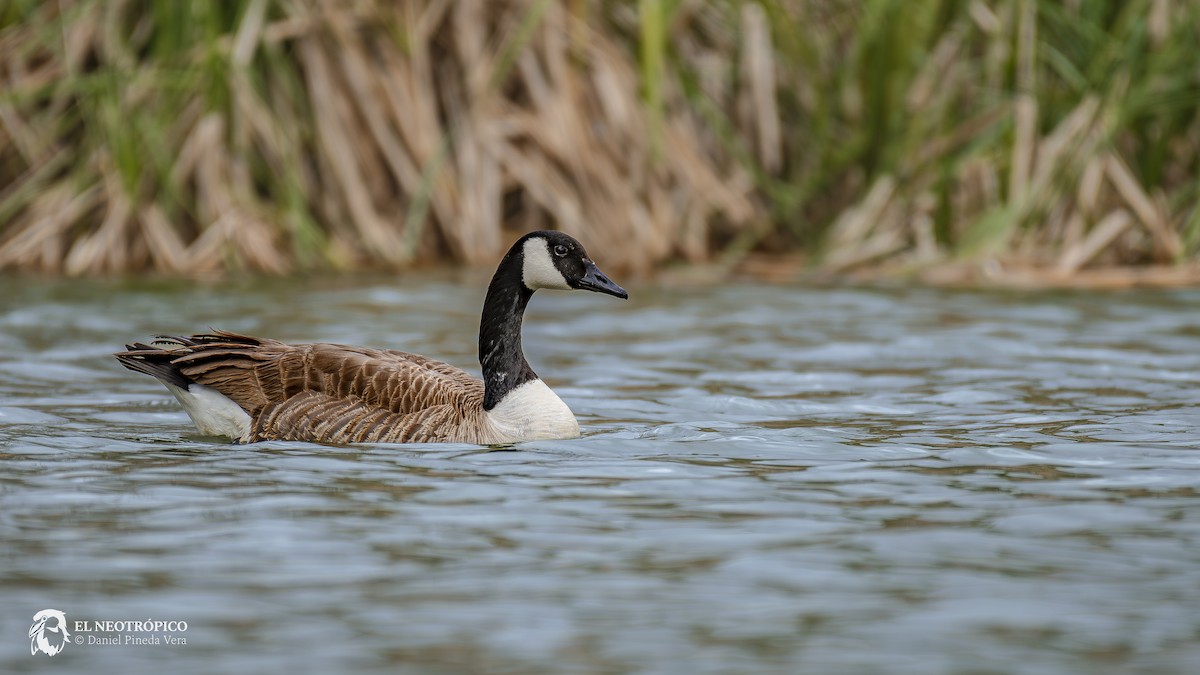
1;275;1199;673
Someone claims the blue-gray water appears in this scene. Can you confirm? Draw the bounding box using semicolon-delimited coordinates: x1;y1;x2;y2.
2;275;1199;674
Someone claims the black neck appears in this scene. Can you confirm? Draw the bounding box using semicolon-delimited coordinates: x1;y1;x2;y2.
479;251;538;410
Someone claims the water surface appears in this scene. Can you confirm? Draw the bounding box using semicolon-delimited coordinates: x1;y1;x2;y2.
2;275;1199;674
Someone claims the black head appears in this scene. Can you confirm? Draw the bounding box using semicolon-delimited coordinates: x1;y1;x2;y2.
514;231;628;299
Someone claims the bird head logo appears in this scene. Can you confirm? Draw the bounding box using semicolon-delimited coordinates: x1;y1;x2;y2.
29;609;70;656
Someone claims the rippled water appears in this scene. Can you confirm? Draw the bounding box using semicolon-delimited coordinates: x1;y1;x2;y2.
2;275;1199;674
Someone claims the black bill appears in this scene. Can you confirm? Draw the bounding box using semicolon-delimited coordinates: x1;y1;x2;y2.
577;260;628;299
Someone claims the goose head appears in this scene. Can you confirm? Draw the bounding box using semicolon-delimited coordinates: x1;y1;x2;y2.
518;231;628;299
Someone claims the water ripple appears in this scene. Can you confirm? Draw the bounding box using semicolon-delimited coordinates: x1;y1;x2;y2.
1;279;1199;673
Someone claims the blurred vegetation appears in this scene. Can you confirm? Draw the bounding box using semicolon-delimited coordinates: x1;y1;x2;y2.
1;0;1198;282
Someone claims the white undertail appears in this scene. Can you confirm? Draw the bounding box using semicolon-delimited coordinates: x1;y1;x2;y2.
164;383;252;440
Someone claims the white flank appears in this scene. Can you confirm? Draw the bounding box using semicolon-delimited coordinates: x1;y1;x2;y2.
486;379;580;442
164;383;252;441
521;238;572;290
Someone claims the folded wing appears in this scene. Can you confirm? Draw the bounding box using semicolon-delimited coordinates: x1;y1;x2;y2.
118;330;486;443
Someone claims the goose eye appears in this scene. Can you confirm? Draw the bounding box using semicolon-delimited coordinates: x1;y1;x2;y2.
553;244;568;257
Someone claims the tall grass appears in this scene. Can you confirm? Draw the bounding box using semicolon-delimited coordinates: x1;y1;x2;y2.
1;0;1198;280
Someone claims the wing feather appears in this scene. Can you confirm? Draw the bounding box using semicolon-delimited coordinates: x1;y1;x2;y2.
251;391;488;444
136;331;486;443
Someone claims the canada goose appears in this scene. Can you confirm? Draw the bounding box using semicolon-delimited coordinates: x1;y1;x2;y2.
114;231;627;445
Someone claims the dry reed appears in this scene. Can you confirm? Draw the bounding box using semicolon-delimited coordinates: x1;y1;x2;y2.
0;0;1197;283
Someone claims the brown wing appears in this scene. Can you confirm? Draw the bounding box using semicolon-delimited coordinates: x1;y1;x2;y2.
249;391;489;444
120;330;485;443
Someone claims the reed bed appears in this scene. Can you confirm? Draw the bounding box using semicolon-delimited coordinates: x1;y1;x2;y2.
1;0;1198;282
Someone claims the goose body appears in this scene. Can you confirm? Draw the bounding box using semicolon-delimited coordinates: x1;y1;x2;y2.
115;232;627;445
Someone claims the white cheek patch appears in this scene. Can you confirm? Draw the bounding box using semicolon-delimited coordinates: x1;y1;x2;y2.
521;238;572;290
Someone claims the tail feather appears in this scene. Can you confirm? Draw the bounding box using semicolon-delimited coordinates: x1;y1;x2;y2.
114;347;193;390
116;333;258;439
